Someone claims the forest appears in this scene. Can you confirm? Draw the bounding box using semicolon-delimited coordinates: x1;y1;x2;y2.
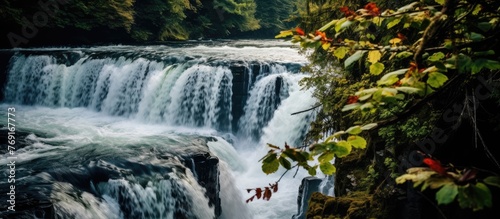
255;0;500;218
0;0;299;48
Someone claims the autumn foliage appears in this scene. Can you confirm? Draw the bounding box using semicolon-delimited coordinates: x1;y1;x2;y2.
246;183;278;203
268;0;500;213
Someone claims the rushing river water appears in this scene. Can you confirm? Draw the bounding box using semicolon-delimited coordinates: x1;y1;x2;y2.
0;40;321;219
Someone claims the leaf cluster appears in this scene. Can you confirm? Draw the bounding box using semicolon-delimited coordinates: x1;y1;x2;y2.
257;0;500;211
396;159;500;211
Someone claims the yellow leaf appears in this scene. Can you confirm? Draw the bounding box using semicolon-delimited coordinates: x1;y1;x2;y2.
275;30;294;38
322;42;331;50
368;50;382;63
389;38;401;45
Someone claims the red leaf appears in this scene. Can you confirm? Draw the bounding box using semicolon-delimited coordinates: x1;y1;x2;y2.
347;96;359;104
255;188;262;199
423;158;447;176
397;33;407;41
340;6;355;17
364;2;380;16
295;27;305;36
273;183;278;193
246;195;255;203
263;187;272;201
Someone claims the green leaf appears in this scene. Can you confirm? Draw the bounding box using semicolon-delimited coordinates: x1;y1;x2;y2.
360;102;374;110
267;143;280;149
387;18;401;29
301;151;313;161
361;123;378;130
458;183;493;210
370;62;385;75
474;183;492;209
395;86;420;94
275;30;293;38
283;149;307;163
335;18;347;32
318;19;339;32
484;176;500;188
334;47;349;59
427;72;448;88
377;68;408;85
436;183;458;205
332;141;352;158
347;135;367;149
485;59;500;70
472;4;482;15
355;88;378;96
435;62;447;72
319;162;336;175
262;153;279;174
468;32;485;42
345;126;362;135
471;58;488;74
434;0;445;5
414;81;434;96
427;52;445;62
345;51;367;68
339;20;354;31
308;165;317;176
455;54;472;73
310;143;328;156
279;156;292;170
358;94;372;101
477;22;492;32
396;51;413;59
473;50;495;56
318;151;335;163
332;131;346;137
372;89;383;102
342;103;361;111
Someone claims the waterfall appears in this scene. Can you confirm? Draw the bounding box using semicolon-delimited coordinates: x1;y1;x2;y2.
97;175;215;219
0;42;319;219
165;65;233;131
237;73;290;140
4;54;233;130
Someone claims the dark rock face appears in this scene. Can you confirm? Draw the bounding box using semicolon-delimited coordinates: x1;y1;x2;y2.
292;177;323;219
184;152;221;217
0;132;223;219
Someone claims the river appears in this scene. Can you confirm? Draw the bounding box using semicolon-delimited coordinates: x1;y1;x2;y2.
0;40;321;219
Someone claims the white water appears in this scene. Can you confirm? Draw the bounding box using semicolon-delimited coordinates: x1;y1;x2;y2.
238;73;290;140
1;41;321;219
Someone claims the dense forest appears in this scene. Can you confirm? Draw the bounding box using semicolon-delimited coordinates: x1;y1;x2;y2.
0;0;298;48
255;0;500;218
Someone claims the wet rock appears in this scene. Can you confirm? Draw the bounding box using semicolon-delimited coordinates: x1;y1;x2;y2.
292;176;323;219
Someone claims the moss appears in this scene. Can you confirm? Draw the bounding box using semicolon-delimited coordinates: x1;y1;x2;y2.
307;191;381;219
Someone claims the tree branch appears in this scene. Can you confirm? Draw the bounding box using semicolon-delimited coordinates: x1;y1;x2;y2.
374;74;464;130
291;104;322;115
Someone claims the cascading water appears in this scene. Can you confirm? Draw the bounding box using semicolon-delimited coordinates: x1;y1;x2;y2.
0;40;321;219
238;73;290;140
